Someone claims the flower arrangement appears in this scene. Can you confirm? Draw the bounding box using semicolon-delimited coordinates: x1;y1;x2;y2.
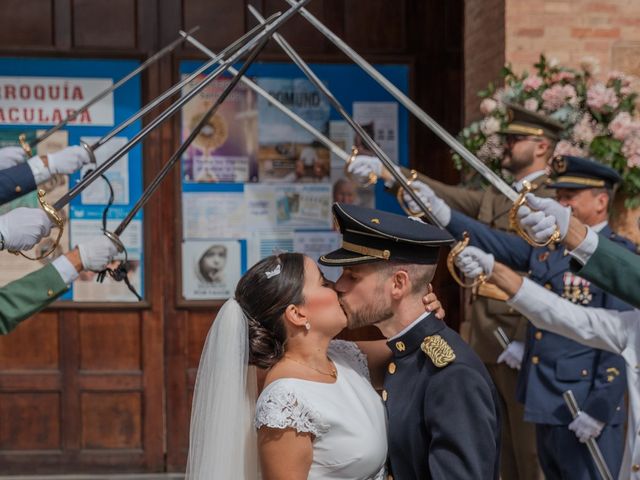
455;55;640;208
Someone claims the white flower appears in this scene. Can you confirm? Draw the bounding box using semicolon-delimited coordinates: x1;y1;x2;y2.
480;98;498;115
524;98;539;111
480;117;501;136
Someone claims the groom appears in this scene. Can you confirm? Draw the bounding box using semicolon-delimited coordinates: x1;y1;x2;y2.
320;203;501;480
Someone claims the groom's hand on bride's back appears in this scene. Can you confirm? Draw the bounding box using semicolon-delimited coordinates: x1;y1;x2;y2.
422;284;445;320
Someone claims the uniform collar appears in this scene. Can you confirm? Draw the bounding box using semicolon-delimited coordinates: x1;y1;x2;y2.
590;220;608;233
386;312;446;358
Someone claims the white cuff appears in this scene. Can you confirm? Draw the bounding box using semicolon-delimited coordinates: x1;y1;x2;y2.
507;277;536;310
568;227;599;266
52;255;79;284
27;156;52;184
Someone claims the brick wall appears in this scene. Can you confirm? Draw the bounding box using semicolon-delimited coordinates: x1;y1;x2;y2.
463;0;505;123
506;0;640;78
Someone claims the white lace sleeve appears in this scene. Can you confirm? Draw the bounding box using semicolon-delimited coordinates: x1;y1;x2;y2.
255;382;330;438
328;340;370;381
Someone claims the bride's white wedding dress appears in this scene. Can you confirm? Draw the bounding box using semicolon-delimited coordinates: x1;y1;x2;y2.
255;340;388;480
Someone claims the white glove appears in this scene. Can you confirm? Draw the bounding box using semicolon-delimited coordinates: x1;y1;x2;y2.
403;181;451;225
47;145;92;175
0;207;53;251
517;194;571;242
0;146;27;170
78;236;120;271
568;411;605;443
454;245;495;278
497;341;525;370
347;154;384;180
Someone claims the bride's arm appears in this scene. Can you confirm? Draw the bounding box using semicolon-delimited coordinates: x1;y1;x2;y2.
258;427;313;479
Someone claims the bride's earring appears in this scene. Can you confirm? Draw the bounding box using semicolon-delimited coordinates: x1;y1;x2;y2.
305;322;311;331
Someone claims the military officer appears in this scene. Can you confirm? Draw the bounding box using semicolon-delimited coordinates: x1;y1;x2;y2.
0;145;91;205
347;104;563;480
517;192;640;309
418;156;633;479
0;236;119;334
320;203;501;480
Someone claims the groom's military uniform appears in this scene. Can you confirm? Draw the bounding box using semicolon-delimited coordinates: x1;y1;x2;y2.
320;203;501;480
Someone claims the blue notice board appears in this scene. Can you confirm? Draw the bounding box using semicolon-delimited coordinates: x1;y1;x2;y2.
178;60;410;300
0;58;144;302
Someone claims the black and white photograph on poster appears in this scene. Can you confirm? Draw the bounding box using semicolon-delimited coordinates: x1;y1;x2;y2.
353;102;399;163
182;240;242;300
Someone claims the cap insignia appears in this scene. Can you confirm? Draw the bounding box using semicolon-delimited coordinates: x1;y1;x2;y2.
552;156;568;174
421;335;455;367
370;218;380;224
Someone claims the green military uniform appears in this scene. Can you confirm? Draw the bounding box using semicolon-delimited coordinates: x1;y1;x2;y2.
571;235;640;309
0;263;68;334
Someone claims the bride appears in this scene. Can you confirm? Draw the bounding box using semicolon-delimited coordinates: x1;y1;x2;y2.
185;252;442;479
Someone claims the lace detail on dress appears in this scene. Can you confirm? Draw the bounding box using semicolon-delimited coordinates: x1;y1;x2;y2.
369;465;387;480
328;340;370;381
255;382;330;438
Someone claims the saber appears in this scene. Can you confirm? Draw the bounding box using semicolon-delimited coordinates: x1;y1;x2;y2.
70;12;282;171
111;36;268;241
493;326;511;350
563;390;613;480
18;27;200;156
284;0;559;247
52;3;305;212
179;30;350;163
248;5;444;229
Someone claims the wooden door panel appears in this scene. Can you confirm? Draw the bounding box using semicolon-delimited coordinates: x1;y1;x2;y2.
0;0;53;47
81;392;142;449
0;312;59;369
72;0;137;49
0;392;62;450
183;0;246;51
79;313;142;371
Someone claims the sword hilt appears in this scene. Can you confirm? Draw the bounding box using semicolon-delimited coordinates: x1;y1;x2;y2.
18;133;33;157
103;229;125;255
509;180;561;247
395;169;426;218
10;189;64;260
446;232;487;289
344;146;378;188
80;140;97;167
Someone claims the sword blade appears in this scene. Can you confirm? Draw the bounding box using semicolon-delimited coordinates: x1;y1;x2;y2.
249;5;444;229
89;12;282;153
114;37;269;237
493;327;511;350
285;0;519;203
30;27;200;148
52;0;309;211
563;390;614;480
180;31;350;162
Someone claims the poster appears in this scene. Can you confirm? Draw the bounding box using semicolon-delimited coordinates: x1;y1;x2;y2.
182;189;246;239
0;58;145;302
181;76;257;183
182;239;243;300
353;102;399;163
257;77;331;183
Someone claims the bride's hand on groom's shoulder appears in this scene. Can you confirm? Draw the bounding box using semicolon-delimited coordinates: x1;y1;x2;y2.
422;284;445;320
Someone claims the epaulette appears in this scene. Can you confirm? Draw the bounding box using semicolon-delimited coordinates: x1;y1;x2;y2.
420;335;455;368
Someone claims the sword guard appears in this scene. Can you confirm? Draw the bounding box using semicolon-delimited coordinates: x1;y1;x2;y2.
446;231;487;289
11;189;64;260
396;169;425;218
80;140;97;166
344;146;378;187
103;229;126;254
509;180;561;247
18;133;33;157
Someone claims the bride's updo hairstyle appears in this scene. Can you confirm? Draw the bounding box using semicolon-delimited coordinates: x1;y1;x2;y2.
235;253;306;369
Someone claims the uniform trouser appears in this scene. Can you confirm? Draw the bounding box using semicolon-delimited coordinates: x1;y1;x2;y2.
535;423;623;480
486;363;542;480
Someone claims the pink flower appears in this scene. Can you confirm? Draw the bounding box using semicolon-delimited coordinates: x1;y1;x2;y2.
586;83;619;112
608;112;639;140
524;98;539;112
477;134;505;162
480;98;498;115
542;84;578;111
554;140;587;157
523;75;544;92
550;71;575;83
572;114;598;145
480;117;501;136
622;133;640;168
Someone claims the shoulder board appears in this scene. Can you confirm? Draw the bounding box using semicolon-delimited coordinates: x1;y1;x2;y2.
420;335;456;368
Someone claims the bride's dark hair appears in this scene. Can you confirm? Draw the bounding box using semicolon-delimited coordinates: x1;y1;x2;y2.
235;253;306;369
